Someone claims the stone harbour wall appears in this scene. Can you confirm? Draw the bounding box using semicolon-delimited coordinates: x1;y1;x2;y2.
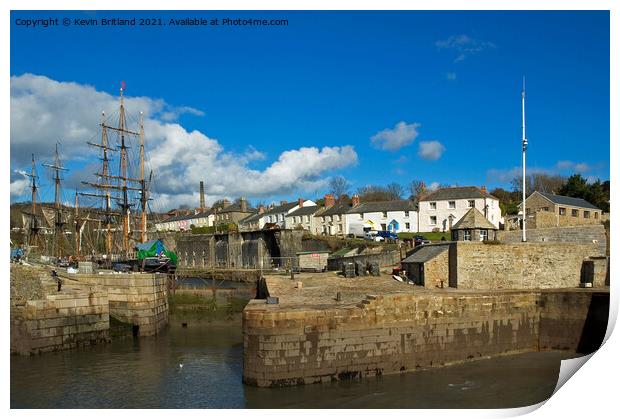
243;289;608;387
11;291;109;355
454;242;599;290
497;224;606;256
67;273;169;336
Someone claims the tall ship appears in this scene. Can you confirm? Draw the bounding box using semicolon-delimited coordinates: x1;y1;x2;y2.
17;82;175;272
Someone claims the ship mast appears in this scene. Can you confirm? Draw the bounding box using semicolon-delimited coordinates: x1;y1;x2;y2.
74;190;80;259
139;111;148;243
43;143;69;258
24;154;40;250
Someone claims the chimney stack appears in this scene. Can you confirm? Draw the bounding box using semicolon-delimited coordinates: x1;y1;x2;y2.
481;185;487;193
280;200;287;206
199;181;205;210
324;194;336;208
223;199;231;207
351;194;360;206
239;197;248;212
258;205;265;214
298;198;304;208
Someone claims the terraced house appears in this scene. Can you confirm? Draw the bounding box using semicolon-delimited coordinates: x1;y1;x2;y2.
521;191;603;228
344;196;418;234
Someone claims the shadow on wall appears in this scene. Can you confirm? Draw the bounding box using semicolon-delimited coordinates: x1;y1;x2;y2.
577;293;609;354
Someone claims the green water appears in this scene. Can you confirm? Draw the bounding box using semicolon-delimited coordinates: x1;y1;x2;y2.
10;316;578;409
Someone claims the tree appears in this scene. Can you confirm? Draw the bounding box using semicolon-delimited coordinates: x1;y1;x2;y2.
558;174;609;212
511;173;566;195
408;180;426;202
490;187;520;215
385;183;404;200
328;176;351;200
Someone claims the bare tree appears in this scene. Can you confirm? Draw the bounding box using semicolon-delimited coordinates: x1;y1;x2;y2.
385;182;404;200
329;175;351;200
408;179;426;202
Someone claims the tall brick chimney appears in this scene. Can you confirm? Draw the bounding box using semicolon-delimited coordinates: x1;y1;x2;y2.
324;194;336;208
199;181;205;210
351;194;361;207
480;185;487;193
298;198;304;208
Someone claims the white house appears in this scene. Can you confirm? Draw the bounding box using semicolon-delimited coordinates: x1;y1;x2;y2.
251;198;317;229
417;186;501;233
285;205;322;232
155;209;214;232
344;197;418;234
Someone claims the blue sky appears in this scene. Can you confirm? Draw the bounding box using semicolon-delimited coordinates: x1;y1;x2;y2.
10;10;610;210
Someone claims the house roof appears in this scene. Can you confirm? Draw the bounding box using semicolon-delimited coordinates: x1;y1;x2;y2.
420;186;497;202
537;192;600;210
158;209;212;223
262;201;299;216
316;202;352;216
451;207;497;230
346;200;417;214
217;202;254;214
239;212;261;224
401;244;449;263
287;205;322;217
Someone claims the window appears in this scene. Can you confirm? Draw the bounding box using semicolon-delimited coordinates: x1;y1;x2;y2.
335;215;340;221
584;211;590;219
382;211;388;218
430;202;437;210
464;230;471;241
279;214;284;221
559;207;566;216
542;207;550;212
305;215;310;222
381;223;387;230
430;216;437;225
405;222;410;229
322;216;325;223
327;216;332;222
480;230;488;241
572;209;579;217
448;201;456;209
595;212;599;219
338;224;342;232
468;200;475;208
293;216;297;223
404;211;410;217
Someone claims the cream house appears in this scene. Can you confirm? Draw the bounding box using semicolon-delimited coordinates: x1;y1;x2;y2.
418;186;501;232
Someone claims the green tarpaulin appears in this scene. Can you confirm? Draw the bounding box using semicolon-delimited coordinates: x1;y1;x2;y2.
135;239;177;264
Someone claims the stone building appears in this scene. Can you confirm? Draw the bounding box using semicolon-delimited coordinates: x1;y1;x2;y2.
256;198;317;229
315;194;351;236
213;198;255;226
400;243;450;288
418;186;501;232
450;207;498;241
519;191;602;229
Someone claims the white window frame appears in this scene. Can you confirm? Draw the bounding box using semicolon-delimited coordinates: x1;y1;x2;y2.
430;202;437;210
429;216;437;225
480;230;488;241
464;230;471;241
468;200;475;208
448;201;456;209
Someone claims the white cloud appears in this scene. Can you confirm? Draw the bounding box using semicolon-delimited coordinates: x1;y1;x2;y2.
418;141;446;160
428;182;440;191
10;171;30;198
556;160;590;173
10;74;358;209
370;121;420;151
435;34;496;63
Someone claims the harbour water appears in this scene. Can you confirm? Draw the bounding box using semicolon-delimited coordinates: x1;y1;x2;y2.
11;316;578;409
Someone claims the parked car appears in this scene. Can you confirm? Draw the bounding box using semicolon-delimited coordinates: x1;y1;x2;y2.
414;235;431;246
376;230;398;241
364;231;380;241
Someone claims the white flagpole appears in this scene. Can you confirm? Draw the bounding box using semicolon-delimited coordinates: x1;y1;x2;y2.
522;77;528;242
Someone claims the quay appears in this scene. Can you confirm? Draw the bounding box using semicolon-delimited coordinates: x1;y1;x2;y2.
242;272;609;387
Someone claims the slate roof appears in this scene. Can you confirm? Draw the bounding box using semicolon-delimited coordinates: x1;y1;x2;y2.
159;209;212;223
263;201;299;216
420;186;496;201
401;245;449;263
538;192;600;210
239;212;261;224
316;202;352;217
451;208;497;230
217;202;254;214
346;200;417;214
287;205;322;217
